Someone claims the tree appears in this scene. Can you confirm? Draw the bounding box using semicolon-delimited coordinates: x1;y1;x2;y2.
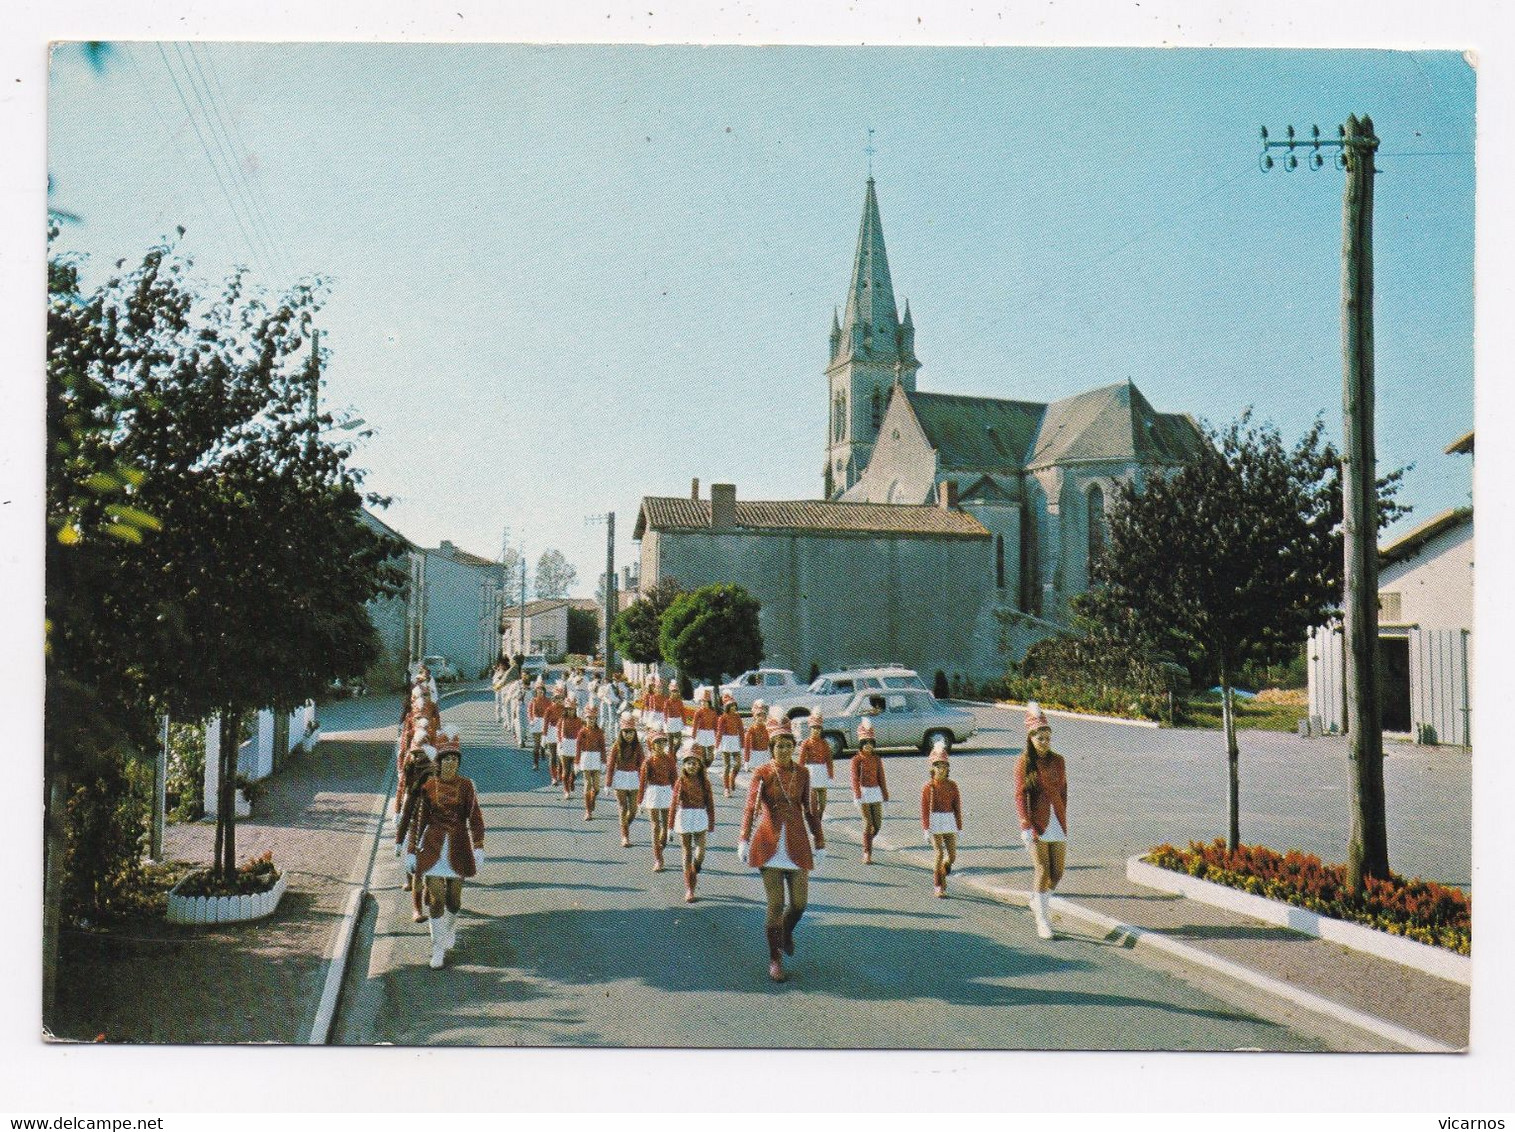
1079;412;1405;853
534;548;577;600
659;584;765;690
611;577;683;666
566;606;600;656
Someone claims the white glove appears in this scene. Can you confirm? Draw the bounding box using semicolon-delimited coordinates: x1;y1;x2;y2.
852;796;862;809
813;847;826;868
1020;828;1035;847
404;852;417;873
737;840;750;866
474;848;486;870
923;828;933;844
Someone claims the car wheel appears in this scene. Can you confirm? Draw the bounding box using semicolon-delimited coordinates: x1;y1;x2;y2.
824;732;845;761
922;729;951;754
788;708;810;721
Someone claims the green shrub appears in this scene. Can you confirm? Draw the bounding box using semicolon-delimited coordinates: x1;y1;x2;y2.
1003;631;1176;721
165;721;205;822
61;757;155;926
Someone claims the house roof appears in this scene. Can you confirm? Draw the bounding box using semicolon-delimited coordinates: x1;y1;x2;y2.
1445;431;1474;456
501;597;601;619
634;496;989;540
429;541;498;568
1380;506;1472;568
904;390;1045;471
360;509;413;548
1028;382;1202;468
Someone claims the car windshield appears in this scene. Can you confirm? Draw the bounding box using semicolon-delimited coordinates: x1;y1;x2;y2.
882;675;924;689
809;679;828;693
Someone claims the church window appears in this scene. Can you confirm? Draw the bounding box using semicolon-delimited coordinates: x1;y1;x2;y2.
996;535;1006;590
1087;484;1107;567
871;388;882;429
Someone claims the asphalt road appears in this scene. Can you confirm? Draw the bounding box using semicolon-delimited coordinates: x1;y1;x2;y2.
334;691;1335;1049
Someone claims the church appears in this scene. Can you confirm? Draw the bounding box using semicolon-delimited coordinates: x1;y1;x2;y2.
634;178;1204;683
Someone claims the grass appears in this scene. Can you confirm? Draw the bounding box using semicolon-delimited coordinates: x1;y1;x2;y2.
1175;692;1308;732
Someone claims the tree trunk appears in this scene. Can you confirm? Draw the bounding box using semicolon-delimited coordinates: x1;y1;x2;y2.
1222;680;1240;851
216;710;239;884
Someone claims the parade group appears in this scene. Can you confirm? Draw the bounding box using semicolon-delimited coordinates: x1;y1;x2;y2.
393;665;1070;984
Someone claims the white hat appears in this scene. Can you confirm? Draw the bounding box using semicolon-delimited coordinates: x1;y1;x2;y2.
619;711;636;727
751;698;766;713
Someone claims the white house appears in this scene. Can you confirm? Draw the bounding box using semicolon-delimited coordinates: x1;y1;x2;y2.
501;598;603;663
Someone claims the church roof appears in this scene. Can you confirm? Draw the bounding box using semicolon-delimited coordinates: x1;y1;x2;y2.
634;496;988;540
836;178;906;364
957;475;1017;504
1027;381;1202;468
904;390;1045;471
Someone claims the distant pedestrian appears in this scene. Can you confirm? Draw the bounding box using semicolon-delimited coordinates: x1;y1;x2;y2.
716;694;745;796
577;707;607;820
921;742;962;898
799;712;835;821
672;748;717;902
605;712;646;847
543;688;566;785
691;687;720;771
743;699;771;774
1016;702;1068;939
527;680;549;771
558;698;583;799
638;730;677;872
398;729;485;969
395;738;437;921
663;679;687;749
850;718;888;864
738;721;825;984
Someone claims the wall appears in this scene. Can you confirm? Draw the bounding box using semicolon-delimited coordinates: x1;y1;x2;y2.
1380;520;1473;630
421;551;496;678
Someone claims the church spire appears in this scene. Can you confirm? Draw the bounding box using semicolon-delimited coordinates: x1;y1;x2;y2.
838;177;902;363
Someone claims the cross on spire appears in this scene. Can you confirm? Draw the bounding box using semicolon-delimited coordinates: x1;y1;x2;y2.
866;127;876;178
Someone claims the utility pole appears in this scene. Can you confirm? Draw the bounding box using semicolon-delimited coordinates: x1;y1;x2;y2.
586;513;616;674
1261;116;1388;891
518;540;528;665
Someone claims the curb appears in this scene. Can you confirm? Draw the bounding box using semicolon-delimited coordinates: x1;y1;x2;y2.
824;816;1458;1053
1126;855;1470;986
982;700;1160;730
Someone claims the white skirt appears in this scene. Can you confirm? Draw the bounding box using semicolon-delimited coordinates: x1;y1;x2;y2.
1041;812;1066;843
545;725;559;745
719;735;742;754
529;718;544;735
559;738;579;759
928;811;960;835
578;750;603;772
649;711;666;729
858;786;884;804
641;784;673;810
422;834;460;879
673;809;709;835
695;728;717;747
666;717;684;734
611;770;641;791
747;750;771;769
764;822;799;871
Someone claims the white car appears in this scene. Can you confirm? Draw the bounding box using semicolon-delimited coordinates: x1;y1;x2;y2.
719;668;802;710
413;655;461;682
765;666;927;721
810;688;977;759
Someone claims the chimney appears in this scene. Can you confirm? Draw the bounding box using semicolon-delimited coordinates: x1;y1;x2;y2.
936;480;959;510
440;540;456;553
711;483;737;530
691;477;700;500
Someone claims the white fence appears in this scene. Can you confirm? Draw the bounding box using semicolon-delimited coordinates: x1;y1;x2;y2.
202;701;320;817
1307;626;1471;747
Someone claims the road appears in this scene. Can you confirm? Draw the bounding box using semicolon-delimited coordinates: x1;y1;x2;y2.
334;690;1356;1049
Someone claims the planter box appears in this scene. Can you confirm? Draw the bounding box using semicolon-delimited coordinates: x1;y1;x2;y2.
1128;855;1469;986
166;871;287;926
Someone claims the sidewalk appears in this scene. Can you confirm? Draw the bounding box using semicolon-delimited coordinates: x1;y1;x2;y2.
826;815;1470;1051
48;713;394;1044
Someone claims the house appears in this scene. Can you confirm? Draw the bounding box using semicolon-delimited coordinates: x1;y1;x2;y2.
500;598;603;663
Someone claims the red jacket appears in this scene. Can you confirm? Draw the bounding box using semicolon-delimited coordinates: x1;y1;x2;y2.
742;721;770;762
691;705;720;738
921;778;963;832
716;710;745;743
664;694;687;726
799;734;833;780
670;771;716;828
638;751;677;804
527;693;550;721
741;762;825;870
577;721;606;756
558;714;584;744
850;751;888;801
605;736;646;778
1014;750;1068;835
543;702;564;732
399;774;485;877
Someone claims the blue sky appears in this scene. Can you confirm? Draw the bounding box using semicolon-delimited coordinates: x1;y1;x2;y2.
47;44;1476;593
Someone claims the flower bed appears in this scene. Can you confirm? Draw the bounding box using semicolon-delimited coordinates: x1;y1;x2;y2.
1145;840;1470;955
166;852;286;925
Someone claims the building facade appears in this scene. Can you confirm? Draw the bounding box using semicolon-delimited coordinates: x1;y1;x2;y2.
408;540;505;680
501;598;603;663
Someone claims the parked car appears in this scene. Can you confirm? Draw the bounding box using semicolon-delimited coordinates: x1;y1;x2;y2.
765;666;926;721
413;655;461;682
519;654;548;683
718;668;802;710
808;688;977;759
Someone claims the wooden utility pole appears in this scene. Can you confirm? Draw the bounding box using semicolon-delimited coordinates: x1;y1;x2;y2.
1261;116;1389;891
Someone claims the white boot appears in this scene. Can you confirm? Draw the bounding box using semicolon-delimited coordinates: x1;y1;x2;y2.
1032;892;1054;939
441;909;459;952
427;918;446;968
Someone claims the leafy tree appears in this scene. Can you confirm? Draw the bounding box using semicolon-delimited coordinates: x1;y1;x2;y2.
1079;412;1405;853
567;606;600;656
659;584;764;690
610;578;683;665
534;548;577;600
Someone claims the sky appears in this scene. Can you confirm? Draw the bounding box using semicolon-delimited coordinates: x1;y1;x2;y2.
45;43;1476;595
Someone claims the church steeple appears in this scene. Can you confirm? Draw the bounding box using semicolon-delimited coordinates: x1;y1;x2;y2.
825;178;921;499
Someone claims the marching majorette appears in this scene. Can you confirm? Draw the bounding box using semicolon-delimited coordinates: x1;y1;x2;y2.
799;712;835;822
577;706;607;820
557;697;584;799
716;694;745;797
743;699;771;774
850;718;889;864
645;675;667;736
397;738;437;919
1016;702;1068;939
738;721;825;983
663;679;687;748
605;712;646;847
671;747;717;903
638;729;677;872
543;687;566;785
921;742;963;898
413;664;440;703
527;679;549;771
691;687;720;771
397;729;485;969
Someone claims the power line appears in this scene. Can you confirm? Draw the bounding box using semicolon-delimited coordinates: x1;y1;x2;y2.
122;44;219;235
154;42;266;272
